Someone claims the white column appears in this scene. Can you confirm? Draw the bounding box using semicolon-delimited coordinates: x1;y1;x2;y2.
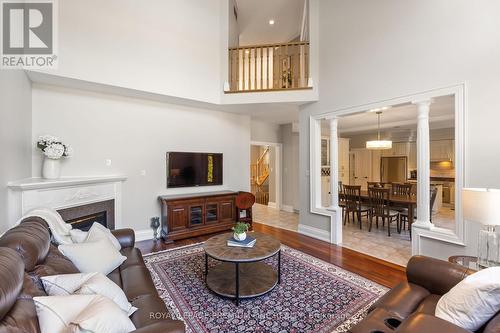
329;117;339;208
413;99;433;229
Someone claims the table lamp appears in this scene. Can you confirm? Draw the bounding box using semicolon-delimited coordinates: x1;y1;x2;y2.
462;188;500;268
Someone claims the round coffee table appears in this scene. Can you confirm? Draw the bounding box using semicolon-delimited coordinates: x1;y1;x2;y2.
203;232;281;305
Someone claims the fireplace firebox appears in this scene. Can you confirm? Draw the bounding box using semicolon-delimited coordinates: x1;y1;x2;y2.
57;199;115;231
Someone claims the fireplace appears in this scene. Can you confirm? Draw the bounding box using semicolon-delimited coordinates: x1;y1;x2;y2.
57;199;115;231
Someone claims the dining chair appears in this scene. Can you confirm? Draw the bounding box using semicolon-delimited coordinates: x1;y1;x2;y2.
391;183;413;196
368;187;400;236
338;181;346;211
343;185;371;229
400;186;438;239
390;183;413;213
367;181;384;188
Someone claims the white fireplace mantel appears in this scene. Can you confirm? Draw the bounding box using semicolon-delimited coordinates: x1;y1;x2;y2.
7;175;127;229
8;175;127;191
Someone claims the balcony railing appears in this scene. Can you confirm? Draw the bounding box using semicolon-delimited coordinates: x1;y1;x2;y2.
227;41;310;93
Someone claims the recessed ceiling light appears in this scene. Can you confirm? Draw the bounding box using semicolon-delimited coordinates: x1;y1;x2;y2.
269;19;275;25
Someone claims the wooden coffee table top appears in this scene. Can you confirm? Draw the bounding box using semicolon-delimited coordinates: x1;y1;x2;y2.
203;232;281;262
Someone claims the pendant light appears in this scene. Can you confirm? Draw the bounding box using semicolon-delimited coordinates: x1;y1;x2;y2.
366;111;392;150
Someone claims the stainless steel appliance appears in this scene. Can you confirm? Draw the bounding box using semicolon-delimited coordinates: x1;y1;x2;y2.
380;156;408;183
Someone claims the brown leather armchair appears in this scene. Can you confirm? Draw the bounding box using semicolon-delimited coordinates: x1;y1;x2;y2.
350;255;499;333
0;217;185;333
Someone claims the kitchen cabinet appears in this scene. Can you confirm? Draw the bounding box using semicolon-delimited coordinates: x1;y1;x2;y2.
321;176;331;207
408;143;417;172
381;142;409;157
338;138;350;185
320;137;350;206
430;140;454;162
351;149;372;189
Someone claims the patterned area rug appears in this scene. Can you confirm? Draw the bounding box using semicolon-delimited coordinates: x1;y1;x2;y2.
144;243;387;333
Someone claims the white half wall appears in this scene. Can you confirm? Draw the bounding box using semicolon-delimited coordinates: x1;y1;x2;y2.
31;84;251;232
299;0;500;259
0;71;32;232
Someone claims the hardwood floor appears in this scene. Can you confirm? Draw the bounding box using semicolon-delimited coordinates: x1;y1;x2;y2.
137;222;406;288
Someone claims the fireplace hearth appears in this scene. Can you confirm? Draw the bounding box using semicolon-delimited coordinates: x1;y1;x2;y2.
57;199;115;230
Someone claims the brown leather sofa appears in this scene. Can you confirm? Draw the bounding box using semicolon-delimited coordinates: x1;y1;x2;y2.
0;217;185;333
350;255;499;333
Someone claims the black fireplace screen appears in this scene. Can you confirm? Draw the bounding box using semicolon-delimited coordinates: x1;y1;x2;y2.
66;211;107;231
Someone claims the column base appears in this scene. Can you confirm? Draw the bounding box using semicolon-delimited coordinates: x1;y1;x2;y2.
412;220;434;230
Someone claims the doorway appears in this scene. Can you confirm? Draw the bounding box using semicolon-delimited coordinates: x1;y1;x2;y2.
315;90;463;267
249;141;299;232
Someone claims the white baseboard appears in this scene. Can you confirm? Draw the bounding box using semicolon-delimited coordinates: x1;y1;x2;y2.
298;224;330;243
281;205;294;213
135;229;154;242
267;201;277;208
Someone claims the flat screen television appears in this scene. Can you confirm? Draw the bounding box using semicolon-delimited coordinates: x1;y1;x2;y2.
167;152;223;188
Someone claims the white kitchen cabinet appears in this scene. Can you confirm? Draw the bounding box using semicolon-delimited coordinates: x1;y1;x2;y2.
430;140;454;162
408;142;417;172
351;148;372;189
321;176;331;207
338;138;350;185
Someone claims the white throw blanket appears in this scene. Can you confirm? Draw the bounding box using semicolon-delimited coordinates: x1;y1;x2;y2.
17;207;74;245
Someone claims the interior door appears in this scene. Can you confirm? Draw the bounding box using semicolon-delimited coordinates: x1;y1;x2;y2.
352;149;372;189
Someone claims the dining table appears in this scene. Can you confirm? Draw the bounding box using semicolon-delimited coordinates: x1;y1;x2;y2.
359;190;417;228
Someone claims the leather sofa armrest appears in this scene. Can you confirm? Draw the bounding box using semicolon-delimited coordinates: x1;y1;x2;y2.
395;313;470;333
406;256;471;295
111;228;135;248
132;320;185;333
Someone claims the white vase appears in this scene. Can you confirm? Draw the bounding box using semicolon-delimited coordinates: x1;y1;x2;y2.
234;232;246;241
42;158;61;179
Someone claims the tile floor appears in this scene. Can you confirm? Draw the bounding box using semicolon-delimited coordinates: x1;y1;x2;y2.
252;204;299;232
252;204;455;267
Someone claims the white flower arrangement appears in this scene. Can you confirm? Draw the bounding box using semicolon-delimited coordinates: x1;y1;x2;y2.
37;135;73;160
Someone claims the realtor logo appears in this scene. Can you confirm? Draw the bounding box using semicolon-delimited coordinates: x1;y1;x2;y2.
1;0;57;69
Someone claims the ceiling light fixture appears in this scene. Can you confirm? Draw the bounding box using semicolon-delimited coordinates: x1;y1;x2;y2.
269;19;275;25
366;111;392;150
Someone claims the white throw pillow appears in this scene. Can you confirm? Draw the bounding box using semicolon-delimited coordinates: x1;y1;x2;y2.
69;229;88;243
58;239;126;275
435;267;500;331
34;294;136;333
85;222;122;250
41;272;137;316
41;273;137;316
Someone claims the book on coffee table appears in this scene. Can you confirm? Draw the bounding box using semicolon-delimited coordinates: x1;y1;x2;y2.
227;236;256;248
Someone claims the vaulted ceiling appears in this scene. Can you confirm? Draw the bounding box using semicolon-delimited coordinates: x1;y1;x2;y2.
235;0;305;46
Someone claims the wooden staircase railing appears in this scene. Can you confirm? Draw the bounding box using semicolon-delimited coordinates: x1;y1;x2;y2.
227;41;310;93
250;147;270;205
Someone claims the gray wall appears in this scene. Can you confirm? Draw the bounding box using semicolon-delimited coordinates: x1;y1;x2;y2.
0;71;32;232
250;120;281;143
281;124;300;211
299;0;500;258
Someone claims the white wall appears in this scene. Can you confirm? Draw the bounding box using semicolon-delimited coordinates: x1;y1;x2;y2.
0;71;32;232
299;0;500;258
35;0;223;104
250;119;281;143
281;124;300;211
31;85;251;232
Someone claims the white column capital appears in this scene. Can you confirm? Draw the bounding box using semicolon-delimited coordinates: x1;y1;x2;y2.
412;98;434;108
324;115;339;121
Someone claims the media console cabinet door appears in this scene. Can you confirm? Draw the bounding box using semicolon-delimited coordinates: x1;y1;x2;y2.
168;204;188;232
219;198;235;222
